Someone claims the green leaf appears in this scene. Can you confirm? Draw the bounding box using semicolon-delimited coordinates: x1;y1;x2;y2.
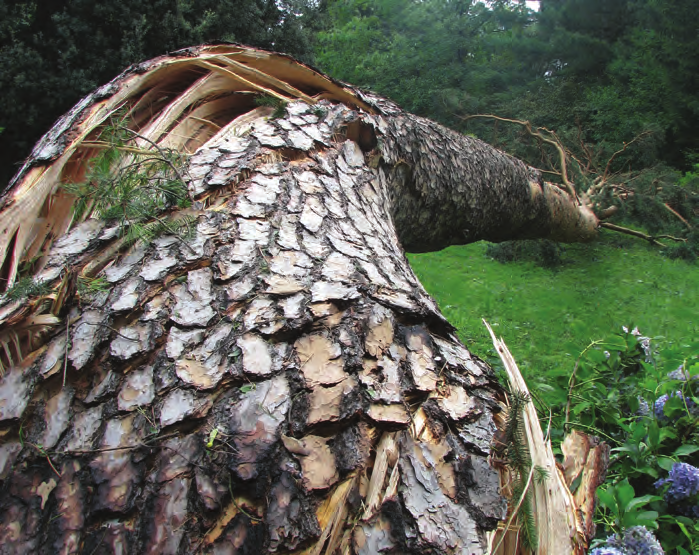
657;457;676;471
623;510;659;529
240;384;256;393
597;487;617;512
631;421;647;443
634;466;659;478
659;427;678;442
675;515;695;527
626;494;662;512
646;420;660;448
604;337;628;351
689;363;699;379
616;480;636;508
664;394;687;418
586;349;608;364
674;445;699;457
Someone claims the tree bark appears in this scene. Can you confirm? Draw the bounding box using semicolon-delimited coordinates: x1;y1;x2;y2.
0;45;597;554
354;91;599;252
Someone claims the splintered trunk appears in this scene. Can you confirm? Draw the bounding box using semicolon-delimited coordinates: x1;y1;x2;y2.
0;45;600;554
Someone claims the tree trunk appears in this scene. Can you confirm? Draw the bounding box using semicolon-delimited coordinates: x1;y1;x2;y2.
0;45;597;554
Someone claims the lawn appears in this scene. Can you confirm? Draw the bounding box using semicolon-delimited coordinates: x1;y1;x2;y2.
408;234;699;407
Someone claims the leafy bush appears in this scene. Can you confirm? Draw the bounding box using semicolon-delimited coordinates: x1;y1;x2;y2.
486;239;565;268
556;328;699;553
664;230;699;263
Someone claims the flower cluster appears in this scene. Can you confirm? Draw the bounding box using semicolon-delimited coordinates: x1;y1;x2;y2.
622;325;652;362
609;526;665;554
589;547;625;555
654;391;696;419
667;364;690;382
592;526;665;555
654;394;670;418
636;396;650;417
655;462;699;504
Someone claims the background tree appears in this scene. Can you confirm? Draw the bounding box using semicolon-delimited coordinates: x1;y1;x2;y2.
315;0;534;128
0;0;319;189
316;0;699;256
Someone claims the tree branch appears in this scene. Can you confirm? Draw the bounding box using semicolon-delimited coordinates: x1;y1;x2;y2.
663;203;693;230
599;222;687;247
601;131;652;182
459;114;578;201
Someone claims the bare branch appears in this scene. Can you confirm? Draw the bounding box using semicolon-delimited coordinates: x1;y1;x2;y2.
575;119;598;173
602;131;652;182
663;203;693;230
655;234;688;243
596;206;618;220
534;168;562;177
600;222;687;247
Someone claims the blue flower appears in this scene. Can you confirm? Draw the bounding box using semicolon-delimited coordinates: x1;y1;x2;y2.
667;364;689;381
636;397;650;417
655;462;699;504
654;394;670;418
607;526;664;555
654;391;695;419
589;547;625;555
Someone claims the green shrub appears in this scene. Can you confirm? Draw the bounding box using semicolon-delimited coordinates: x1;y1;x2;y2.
665;231;699;263
558;328;699;553
485;239;565;268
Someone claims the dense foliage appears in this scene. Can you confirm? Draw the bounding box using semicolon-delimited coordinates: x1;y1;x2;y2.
316;0;699;172
316;0;699;253
562;329;699;553
0;0;319;189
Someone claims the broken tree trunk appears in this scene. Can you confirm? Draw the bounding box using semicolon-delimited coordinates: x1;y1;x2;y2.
485;323;609;555
0;44;600;554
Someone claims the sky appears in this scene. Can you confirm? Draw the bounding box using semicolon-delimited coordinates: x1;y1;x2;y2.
526;1;540;10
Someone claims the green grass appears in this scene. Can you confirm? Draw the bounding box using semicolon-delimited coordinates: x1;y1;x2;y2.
408;234;699;407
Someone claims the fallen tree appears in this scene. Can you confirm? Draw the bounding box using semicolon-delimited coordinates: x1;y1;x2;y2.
0;44;607;554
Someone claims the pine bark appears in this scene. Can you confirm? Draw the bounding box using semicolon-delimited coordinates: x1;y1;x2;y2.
0;46;598;554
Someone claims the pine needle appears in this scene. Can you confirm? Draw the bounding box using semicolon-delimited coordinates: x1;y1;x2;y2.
65;110;193;248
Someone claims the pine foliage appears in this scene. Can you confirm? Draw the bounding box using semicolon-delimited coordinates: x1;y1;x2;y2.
255;94;288;119
503;390;542;551
3;277;50;302
63;111;194;247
